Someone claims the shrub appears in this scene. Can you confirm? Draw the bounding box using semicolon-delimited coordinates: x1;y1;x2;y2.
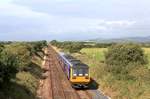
28;41;47;55
0;44;4;52
0;49;19;82
50;40;58;46
51;40;84;53
66;42;83;53
4;43;32;71
105;43;148;74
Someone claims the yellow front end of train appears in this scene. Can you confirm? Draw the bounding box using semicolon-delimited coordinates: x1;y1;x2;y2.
70;67;90;88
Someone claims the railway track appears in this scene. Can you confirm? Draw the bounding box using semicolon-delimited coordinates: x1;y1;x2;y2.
37;45;109;99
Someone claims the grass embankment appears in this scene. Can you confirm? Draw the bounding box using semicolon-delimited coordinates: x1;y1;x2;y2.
73;48;150;99
0;54;43;99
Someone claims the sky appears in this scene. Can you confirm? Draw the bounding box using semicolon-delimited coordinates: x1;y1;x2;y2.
0;0;150;41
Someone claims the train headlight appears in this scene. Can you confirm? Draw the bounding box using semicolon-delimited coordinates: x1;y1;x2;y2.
73;74;77;76
85;74;89;79
72;74;77;79
85;74;88;76
79;74;83;76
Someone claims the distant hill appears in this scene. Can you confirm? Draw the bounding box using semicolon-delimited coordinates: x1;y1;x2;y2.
89;36;150;43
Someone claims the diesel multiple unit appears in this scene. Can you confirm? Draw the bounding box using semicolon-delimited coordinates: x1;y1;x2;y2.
58;52;90;88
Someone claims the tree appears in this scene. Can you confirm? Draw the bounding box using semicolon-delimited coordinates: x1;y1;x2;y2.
105;43;148;74
50;40;58;46
0;49;19;82
28;40;47;55
4;43;32;70
67;42;83;53
51;41;84;53
0;44;4;52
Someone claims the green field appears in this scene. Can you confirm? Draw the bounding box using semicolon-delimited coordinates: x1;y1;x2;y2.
80;48;107;62
73;48;150;99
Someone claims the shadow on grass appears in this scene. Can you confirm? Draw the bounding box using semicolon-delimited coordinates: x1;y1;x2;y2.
88;78;99;90
25;62;43;79
75;78;99;90
35;51;44;60
0;82;35;99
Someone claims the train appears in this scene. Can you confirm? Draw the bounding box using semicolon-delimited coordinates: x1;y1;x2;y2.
58;52;91;88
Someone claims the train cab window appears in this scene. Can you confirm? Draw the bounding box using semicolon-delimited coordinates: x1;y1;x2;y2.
72;68;82;76
78;69;83;76
83;69;88;75
73;68;88;76
73;69;78;76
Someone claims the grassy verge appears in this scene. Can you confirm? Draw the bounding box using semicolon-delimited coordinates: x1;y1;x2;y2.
73;48;150;99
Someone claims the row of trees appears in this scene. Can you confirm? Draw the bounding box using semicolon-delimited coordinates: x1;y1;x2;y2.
139;43;150;48
51;40;83;53
0;41;47;83
50;40;114;53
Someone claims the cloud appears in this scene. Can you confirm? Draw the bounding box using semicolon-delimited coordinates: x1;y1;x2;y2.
105;20;136;27
0;0;150;40
0;0;13;4
0;1;51;18
0;1;54;36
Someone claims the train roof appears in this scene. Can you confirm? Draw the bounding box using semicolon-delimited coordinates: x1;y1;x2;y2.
59;52;89;69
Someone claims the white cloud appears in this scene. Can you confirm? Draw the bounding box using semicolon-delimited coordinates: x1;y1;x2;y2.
0;0;149;40
0;1;136;36
0;0;13;4
0;1;51;18
105;20;136;26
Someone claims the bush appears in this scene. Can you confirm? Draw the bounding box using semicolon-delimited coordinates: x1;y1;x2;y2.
51;40;84;53
65;42;83;53
4;43;32;71
28;41;47;55
0;44;4;52
105;43;148;74
0;49;19;82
